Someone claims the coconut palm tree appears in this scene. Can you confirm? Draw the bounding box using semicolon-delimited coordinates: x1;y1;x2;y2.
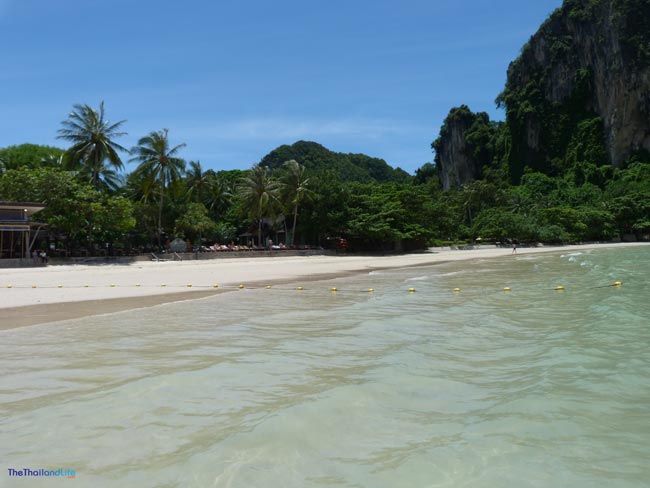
204;173;232;217
185;161;211;203
130;129;186;248
281;159;313;245
40;153;65;168
184;161;232;218
237;165;281;247
57;101;127;190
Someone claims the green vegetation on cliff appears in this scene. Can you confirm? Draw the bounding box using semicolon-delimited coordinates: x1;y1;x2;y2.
427;0;650;244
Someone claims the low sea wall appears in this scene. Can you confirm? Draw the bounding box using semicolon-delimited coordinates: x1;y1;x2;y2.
0;258;45;268
38;249;333;266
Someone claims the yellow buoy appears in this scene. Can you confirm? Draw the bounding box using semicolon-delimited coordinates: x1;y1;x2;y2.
135;284;141;287
110;284;116;287
453;288;461;292
368;288;374;293
161;284;166;287
83;284;89;288
57;284;63;288
32;285;37;288
186;284;192;287
408;287;416;293
503;287;511;292
6;284;12;288
331;287;337;292
238;284;244;289
555;285;565;291
213;284;219;288
296;286;303;291
614;281;622;286
265;285;272;289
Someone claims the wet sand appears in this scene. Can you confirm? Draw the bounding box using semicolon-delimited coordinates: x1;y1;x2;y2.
0;290;223;330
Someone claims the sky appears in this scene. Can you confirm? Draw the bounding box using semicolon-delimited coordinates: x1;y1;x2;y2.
0;0;563;174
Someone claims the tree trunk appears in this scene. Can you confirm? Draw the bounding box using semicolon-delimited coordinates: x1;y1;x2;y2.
158;174;165;250
292;204;298;246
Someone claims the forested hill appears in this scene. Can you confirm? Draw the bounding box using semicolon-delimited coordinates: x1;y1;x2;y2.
260;140;411;183
434;0;650;188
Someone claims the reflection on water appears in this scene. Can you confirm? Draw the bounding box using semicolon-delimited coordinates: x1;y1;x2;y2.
1;247;650;487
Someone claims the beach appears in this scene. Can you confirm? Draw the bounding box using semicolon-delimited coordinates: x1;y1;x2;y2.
1;242;648;329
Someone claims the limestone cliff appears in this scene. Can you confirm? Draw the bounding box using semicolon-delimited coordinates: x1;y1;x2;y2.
502;0;650;173
432;106;495;190
432;0;650;188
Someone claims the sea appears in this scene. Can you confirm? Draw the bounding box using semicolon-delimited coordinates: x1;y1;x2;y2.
1;246;649;487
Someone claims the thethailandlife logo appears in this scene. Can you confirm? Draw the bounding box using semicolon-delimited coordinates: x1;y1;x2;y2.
8;467;76;479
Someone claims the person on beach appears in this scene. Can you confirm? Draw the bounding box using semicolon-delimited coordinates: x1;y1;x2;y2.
512;241;517;254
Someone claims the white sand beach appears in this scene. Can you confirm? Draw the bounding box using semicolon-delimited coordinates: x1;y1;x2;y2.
1;242;648;329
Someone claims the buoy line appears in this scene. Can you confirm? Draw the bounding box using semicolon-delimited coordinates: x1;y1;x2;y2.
0;281;626;294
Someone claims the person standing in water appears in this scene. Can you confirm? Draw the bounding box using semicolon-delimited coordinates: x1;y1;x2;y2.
512;241;517;254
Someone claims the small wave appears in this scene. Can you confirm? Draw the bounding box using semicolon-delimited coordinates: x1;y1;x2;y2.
438;268;496;277
405;275;430;282
437;271;465;277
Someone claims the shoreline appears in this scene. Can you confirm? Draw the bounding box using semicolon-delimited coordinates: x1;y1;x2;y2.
1;242;648;330
0;269;371;331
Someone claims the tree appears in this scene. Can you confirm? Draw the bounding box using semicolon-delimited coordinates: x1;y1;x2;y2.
184;161;232;218
174;202;216;242
57;102;127;190
344;183;433;250
237;165;281;246
130;129;186;248
204;173;232;218
297;170;350;244
281;159;313;245
0;166;135;252
413;162;438;185
0;144;66;170
185;161;211;203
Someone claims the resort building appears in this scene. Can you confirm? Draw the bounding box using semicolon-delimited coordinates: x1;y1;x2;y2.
0;201;46;265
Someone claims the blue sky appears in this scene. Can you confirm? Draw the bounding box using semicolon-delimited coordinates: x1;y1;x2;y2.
0;0;562;174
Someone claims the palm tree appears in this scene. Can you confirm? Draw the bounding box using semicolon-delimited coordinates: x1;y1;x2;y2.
40;153;65;167
185;161;211;203
184;162;232;217
57;101;127;189
204;172;232;217
281;160;313;245
237;165;281;246
130;129;186;248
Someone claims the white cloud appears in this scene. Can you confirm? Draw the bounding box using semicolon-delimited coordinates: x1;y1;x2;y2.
179;117;417;142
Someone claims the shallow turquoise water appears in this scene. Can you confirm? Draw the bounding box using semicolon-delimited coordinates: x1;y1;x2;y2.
1;247;649;487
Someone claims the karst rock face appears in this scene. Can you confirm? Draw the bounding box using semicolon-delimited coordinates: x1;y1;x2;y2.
433;106;494;190
433;110;477;190
504;0;650;169
433;0;650;189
